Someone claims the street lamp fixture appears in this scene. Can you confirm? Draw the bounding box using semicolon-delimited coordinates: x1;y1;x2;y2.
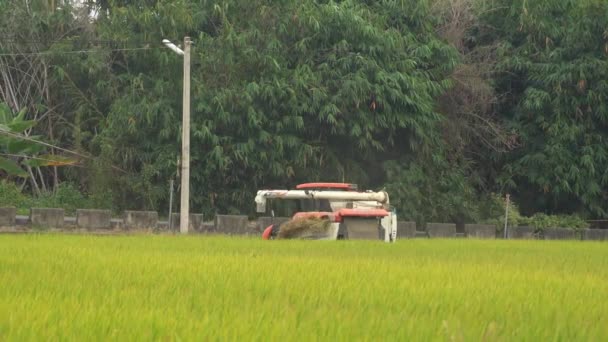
162;39;184;56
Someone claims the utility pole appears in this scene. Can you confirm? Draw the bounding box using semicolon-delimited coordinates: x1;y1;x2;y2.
162;37;192;234
180;36;191;235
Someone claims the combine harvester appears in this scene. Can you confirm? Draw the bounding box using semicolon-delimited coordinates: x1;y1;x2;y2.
255;183;397;242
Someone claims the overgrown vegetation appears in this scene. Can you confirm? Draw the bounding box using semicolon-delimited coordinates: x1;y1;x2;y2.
1;0;607;223
0;180;106;215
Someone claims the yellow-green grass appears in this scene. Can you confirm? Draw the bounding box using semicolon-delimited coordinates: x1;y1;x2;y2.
1;235;607;341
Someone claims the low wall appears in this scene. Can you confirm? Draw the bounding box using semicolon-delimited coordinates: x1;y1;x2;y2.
543;228;576;240
397;221;416;239
1;207;608;241
123;211;158;229
0;207;16;226
426;223;456;238
30;208;64;228
215;215;250;235
508;226;537;239
170;213;208;232
465;224;496;239
77;209;111;229
582;229;608;241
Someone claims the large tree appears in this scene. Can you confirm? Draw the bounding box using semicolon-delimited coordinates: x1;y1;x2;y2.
0;0;100;194
93;0;457;215
475;0;608;217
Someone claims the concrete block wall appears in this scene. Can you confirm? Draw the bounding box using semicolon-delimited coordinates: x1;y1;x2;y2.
30;208;64;228
1;207;608;241
542;228;576;240
0;207;16;226
397;221;416;239
77;209;111;229
465;224;496;239
123;211;158;229
426;223;456;238
215;215;250;235
582;229;608;241
170;213;208;232
508;226;537;239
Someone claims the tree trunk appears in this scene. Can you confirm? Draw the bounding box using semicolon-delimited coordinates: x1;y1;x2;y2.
25;164;41;196
37;166;48;193
43;61;59;193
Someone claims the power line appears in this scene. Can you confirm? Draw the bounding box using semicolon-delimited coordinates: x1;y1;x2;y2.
0;46;159;57
0;38;159;45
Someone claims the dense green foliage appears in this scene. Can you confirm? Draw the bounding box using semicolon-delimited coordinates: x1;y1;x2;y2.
0;180;103;215
1;235;607;340
0;181;30;210
477;0;608;216
1;0;608;222
521;213;589;231
90;0;456;214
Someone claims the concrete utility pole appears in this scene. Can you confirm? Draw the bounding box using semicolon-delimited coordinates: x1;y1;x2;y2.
162;37;192;234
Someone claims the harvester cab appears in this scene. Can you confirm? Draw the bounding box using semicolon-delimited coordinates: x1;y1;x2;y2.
255;183;397;242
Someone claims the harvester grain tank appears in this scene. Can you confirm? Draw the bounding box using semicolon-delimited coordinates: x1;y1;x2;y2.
255;183;397;242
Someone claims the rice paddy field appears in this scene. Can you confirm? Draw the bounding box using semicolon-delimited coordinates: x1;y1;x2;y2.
1;235;607;341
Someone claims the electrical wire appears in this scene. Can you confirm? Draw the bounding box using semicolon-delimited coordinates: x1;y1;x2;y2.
0;46;159;57
0;39;160;47
0;38;156;43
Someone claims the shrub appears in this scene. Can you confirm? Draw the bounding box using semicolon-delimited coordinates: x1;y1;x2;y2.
520;214;589;231
0;180;104;215
482;194;526;230
0;180;31;211
34;183;93;215
482;196;589;231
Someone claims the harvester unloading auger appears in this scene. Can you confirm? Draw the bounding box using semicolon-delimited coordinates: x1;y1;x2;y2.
255;183;397;242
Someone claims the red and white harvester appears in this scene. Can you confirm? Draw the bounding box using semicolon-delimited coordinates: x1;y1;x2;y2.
255;183;397;242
